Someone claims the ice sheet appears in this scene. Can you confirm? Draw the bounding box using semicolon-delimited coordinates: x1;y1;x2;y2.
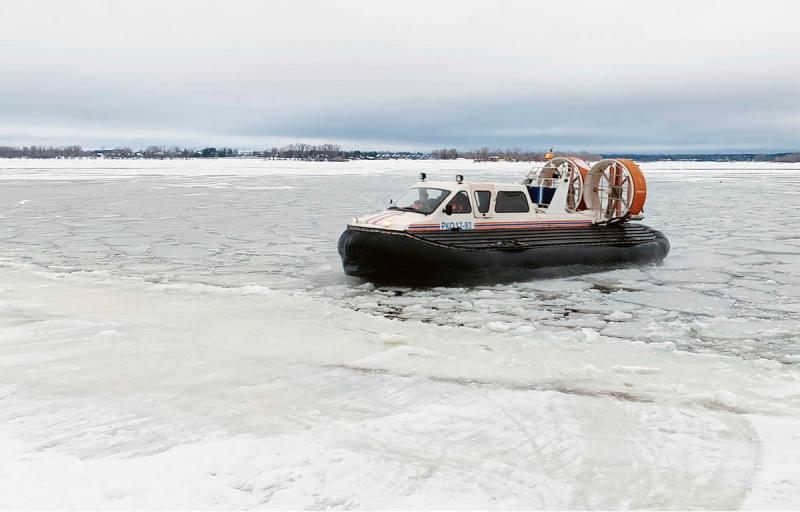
0;158;799;509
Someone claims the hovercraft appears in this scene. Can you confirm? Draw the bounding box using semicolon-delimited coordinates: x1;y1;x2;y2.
338;157;669;284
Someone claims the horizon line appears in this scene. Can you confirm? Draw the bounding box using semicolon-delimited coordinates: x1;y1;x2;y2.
0;143;797;157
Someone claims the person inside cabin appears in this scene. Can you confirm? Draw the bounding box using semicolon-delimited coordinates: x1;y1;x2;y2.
413;189;430;211
448;191;471;213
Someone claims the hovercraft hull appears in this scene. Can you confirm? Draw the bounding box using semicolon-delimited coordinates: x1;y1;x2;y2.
338;223;669;284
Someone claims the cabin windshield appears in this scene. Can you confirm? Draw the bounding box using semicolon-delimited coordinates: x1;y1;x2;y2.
389;187;450;215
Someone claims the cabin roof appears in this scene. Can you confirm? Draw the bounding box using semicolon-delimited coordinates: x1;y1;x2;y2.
413;180;526;190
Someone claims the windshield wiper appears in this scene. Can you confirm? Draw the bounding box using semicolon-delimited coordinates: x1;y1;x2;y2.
386;206;425;213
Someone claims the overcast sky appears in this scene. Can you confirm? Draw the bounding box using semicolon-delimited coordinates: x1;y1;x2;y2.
1;0;798;152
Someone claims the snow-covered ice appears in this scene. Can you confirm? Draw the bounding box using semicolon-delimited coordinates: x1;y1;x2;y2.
0;158;799;509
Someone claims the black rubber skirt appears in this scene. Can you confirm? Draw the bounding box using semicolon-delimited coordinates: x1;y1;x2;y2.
338;223;670;285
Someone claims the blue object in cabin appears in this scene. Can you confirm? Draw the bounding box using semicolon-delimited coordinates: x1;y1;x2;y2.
527;186;557;206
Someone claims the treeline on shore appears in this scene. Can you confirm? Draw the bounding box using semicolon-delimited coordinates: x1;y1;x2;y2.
0;144;798;162
0;144;401;161
432;147;601;162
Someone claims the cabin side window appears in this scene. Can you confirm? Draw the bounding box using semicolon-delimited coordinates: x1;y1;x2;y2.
494;191;530;213
474;191;491;213
447;191;472;214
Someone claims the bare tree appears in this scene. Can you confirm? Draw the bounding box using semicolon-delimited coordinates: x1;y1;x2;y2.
143;145;165;158
776;152;800;162
319;143;341;159
293;143;311;159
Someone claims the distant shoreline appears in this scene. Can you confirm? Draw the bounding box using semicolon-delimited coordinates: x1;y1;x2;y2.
1;157;800;169
1;144;798;163
0;155;798;163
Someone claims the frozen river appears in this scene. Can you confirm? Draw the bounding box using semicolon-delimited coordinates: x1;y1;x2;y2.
1;158;799;509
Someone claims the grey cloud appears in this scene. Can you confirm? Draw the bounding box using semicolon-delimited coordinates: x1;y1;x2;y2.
237;81;800;151
0;0;798;151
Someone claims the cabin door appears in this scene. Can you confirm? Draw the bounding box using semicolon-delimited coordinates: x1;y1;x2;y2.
469;185;495;220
